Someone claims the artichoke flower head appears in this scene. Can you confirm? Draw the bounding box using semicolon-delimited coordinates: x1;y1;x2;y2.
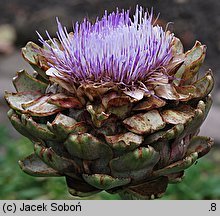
38;7;176;92
5;6;214;200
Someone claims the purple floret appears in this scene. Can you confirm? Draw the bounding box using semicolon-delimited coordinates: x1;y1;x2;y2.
38;6;174;88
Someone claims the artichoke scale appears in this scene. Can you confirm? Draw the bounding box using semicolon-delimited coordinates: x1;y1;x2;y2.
64;133;113;173
82;174;131;190
34;141;82;178
110;146;160;181
5;91;42;112
19;153;61;177
47;113;88;140
153;152;198;176
105;132;143;152
22;42;49;80
21;114;57;141
13;70;47;93
123;110;166;135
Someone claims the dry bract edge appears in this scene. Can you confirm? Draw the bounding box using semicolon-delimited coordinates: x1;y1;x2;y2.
5;6;214;199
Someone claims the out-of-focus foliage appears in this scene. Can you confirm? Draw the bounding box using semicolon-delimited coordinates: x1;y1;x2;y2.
0;125;219;200
0;125;70;200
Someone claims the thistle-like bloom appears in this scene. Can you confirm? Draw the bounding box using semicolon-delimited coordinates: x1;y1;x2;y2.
38;7;175;89
5;4;214;200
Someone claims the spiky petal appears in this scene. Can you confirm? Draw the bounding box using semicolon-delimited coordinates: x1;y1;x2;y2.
38;7;174;89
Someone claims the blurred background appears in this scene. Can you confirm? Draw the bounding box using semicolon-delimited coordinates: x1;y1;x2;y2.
0;0;220;200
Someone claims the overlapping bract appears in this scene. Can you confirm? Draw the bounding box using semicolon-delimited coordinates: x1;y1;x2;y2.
5;7;214;199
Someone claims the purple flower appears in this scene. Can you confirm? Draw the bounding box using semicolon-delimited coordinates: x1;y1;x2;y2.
38;6;175;89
